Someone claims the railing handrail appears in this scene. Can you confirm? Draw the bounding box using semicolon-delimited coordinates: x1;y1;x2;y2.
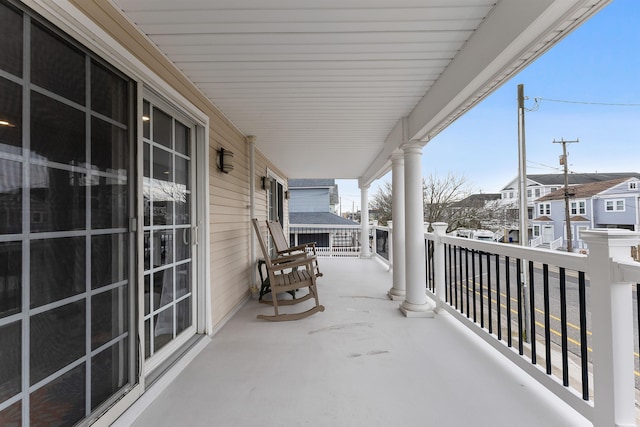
529;236;543;247
616;259;640;283
437;234;589;273
550;236;563;251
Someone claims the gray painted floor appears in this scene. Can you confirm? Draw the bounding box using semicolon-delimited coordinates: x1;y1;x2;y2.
125;258;590;427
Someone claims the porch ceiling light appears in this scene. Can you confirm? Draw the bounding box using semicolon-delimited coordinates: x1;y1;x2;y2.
0;120;15;127
217;147;234;174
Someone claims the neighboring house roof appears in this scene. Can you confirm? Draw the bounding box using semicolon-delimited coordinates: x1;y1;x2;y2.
571;216;590;222
451;193;501;207
536;178;631;202
532;216;553;222
288;179;335;188
290;212;359;226
501;172;640;190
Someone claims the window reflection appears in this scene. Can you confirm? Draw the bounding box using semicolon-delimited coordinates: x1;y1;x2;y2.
0;78;23;151
0;2;23;78
0;241;21;319
0;158;22;234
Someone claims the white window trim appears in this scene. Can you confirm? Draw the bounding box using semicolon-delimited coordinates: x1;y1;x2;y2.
629;181;638;190
538;202;551;216
605;199;625;212
570;199;586;215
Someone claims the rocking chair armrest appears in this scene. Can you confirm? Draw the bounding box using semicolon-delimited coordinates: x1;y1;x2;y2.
269;255;318;272
277;243;315;255
270;252;310;265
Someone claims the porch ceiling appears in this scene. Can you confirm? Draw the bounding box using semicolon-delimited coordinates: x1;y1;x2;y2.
112;0;608;183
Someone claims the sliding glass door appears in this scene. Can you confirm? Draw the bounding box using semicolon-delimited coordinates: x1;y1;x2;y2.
142;96;197;368
0;2;135;425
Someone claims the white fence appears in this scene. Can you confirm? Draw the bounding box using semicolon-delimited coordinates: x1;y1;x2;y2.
289;224;361;258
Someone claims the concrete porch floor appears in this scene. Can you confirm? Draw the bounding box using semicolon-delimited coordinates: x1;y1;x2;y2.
121;258;591;427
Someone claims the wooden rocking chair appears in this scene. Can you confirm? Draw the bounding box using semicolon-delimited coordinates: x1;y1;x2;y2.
252;219;325;321
266;219;322;278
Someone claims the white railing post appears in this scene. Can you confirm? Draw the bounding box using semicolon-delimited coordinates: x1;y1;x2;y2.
371;226;377;256
360;183;371;258
431;223;448;310
329;232;334;258
581;229;640;427
388;225;393;271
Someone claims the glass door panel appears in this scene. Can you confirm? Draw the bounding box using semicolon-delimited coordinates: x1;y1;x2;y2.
142;99;195;364
0;3;136;424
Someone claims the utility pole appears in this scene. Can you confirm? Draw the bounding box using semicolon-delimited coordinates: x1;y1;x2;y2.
517;84;530;342
553;138;579;253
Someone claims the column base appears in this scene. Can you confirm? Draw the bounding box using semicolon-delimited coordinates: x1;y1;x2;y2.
399;300;435;318
387;288;405;301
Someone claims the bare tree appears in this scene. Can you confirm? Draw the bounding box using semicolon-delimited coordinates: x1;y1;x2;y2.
423;173;473;232
370;181;393;225
371;173;485;232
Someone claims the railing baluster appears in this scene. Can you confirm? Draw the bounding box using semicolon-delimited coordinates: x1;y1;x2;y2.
495;254;501;341
487;252;492;334
517;259;524;355
447;244;452;304
479;251;484;328
453;244;458;309
528;260;536;365
465;248;470;318
459;246;464;315
543;264;551;375
559;267;569;387
471;249;477;323
506;256;512;347
578;271;589;400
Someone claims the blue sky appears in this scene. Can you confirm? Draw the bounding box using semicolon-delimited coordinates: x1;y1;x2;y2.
337;0;640;214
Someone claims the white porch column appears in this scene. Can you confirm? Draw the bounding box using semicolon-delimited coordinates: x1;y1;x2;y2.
582;229;640;427
388;152;405;300
400;142;434;317
360;184;371;258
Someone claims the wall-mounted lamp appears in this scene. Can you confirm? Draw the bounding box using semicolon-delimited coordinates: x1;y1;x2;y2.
217;147;234;174
284;190;290;200
261;176;273;191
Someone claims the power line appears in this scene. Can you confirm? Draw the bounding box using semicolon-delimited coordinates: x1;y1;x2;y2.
534;97;640;107
527;160;562;172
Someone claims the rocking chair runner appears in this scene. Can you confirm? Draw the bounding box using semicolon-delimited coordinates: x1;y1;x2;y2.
266;219;322;278
251;219;325;321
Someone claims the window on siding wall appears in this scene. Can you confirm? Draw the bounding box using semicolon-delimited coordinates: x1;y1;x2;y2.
605;199;625;212
629;182;638;190
570;200;586;215
538;203;550;215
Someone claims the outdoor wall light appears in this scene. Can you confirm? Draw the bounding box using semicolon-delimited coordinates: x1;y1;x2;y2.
217;147;234;174
261;176;273;190
284;190;290;200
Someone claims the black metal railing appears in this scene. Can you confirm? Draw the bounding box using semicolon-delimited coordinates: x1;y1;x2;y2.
375;228;389;260
441;242;591;401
